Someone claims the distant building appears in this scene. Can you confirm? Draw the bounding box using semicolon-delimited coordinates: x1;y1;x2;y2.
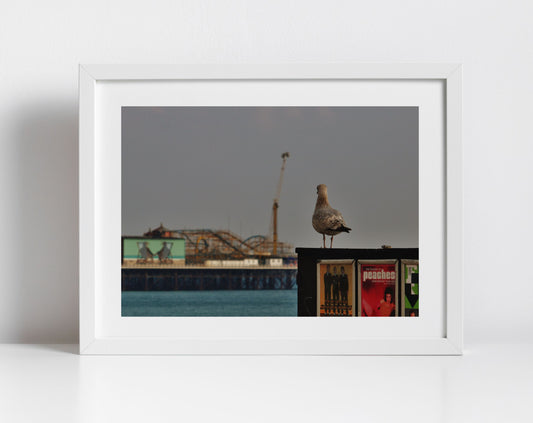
267;258;283;267
143;223;173;238
122;237;186;266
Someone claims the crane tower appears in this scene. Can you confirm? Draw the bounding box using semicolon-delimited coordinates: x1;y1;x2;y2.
271;152;290;255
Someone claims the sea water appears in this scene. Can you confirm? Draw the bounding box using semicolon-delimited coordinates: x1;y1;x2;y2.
122;289;297;317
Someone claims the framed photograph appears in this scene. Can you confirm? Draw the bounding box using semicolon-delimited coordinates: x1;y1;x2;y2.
316;260;356;317
79;64;462;355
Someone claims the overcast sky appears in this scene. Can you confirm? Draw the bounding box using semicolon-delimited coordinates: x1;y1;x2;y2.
122;107;418;248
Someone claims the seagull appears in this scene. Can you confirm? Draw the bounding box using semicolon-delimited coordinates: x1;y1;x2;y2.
312;184;351;248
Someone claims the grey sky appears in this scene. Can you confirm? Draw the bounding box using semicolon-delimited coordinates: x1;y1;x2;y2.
122;107;418;248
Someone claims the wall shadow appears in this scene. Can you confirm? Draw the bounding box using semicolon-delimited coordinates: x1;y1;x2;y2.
10;101;79;343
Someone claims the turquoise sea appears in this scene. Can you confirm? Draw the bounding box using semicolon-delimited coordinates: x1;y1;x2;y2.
122;289;297;317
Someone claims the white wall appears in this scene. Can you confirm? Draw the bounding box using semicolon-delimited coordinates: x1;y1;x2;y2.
1;0;531;343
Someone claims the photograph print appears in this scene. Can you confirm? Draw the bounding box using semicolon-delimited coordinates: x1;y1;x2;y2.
121;107;418;317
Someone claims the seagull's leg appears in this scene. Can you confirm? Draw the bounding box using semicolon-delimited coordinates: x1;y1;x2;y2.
322;234;326;248
330;236;334;248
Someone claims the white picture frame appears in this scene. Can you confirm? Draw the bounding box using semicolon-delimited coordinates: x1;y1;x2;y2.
79;64;462;355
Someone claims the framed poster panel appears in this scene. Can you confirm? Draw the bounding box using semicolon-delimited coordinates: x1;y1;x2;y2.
316;260;356;317
79;64;463;355
357;260;399;317
401;259;419;317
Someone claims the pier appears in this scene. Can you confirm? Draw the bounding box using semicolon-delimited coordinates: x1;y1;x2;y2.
122;267;297;291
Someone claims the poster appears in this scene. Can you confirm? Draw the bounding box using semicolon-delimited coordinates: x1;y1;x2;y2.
401;260;419;316
358;260;399;317
317;260;355;316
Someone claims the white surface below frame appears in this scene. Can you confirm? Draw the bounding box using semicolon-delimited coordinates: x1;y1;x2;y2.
3;342;531;423
79;64;462;355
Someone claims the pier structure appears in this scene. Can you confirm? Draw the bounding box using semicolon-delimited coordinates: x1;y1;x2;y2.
122;267;297;291
139;223;295;265
142;224;295;265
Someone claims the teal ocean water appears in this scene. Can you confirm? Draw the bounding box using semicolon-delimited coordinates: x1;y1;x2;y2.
122;290;297;317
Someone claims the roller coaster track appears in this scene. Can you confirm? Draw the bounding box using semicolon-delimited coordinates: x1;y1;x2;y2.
150;228;294;264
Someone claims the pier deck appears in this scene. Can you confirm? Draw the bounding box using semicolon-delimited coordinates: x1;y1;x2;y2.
122;267;297;291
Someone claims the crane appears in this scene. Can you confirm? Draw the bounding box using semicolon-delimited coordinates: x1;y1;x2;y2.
271;152;290;255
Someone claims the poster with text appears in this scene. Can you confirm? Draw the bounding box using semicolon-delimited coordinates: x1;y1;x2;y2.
317;260;355;317
358;260;399;317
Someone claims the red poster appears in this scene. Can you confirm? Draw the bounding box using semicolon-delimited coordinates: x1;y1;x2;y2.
359;262;398;317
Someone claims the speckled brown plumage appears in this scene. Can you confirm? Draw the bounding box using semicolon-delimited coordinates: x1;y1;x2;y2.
312;184;351;248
